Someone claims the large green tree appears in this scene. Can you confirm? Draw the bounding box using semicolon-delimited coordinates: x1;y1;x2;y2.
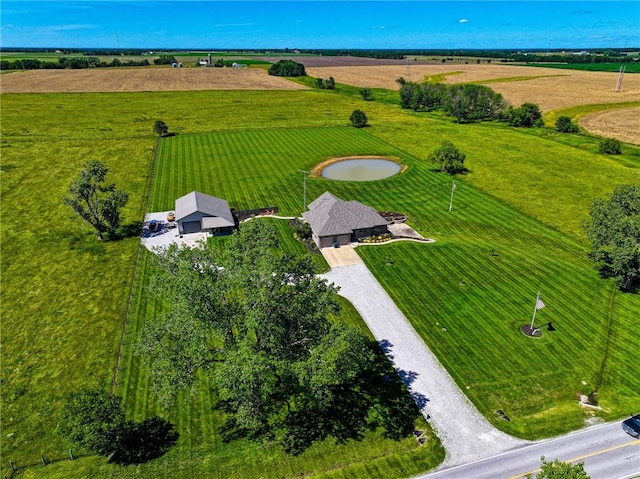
585;184;640;291
153;120;169;137
528;456;590;479
428;140;466;174
57;388;129;457
268;60;306;77
57;388;178;464
64;160;129;240
136;221;416;452
506;103;543;127
442;84;505;123
350;109;368;128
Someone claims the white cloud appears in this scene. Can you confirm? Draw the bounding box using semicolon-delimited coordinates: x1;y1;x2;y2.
459;19;469;24
48;24;95;31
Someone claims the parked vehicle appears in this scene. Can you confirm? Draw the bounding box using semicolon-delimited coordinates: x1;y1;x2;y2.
167;211;175;222
149;219;158;232
622;414;640;438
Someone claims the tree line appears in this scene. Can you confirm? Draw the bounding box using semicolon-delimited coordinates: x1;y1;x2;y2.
0;57;151;70
298;48;638;63
398;78;548;127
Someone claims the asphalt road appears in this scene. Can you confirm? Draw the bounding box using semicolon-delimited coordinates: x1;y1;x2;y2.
417;421;640;479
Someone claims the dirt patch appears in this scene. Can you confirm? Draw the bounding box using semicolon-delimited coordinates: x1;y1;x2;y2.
579;106;640;145
0;67;309;93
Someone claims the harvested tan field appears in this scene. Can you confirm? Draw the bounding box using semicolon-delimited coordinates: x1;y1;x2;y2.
305;64;640;112
579;106;640;145
0;67;309;93
306;63;639;141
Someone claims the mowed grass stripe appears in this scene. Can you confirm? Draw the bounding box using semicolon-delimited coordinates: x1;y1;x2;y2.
144;125;636;440
114;212;438;477
149;125;629;439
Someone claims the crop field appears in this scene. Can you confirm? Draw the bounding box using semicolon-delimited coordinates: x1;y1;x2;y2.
579;105;640;145
1;86;639;478
525;62;640;73
305;64;640;111
0;67;308;93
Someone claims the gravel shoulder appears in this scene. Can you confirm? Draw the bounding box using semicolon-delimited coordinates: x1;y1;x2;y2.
320;263;527;467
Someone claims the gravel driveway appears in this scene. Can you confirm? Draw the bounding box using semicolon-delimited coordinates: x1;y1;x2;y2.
320;264;527;467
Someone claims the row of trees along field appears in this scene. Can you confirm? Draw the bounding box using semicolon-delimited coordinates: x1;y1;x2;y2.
398;78;544;126
0;55;178;70
300;48;638;62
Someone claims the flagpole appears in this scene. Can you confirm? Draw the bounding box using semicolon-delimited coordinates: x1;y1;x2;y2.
449;181;456;212
530;291;540;330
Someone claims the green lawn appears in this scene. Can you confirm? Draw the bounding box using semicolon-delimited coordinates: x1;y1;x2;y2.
2;85;639;477
521;62;640;73
148;126;640;439
101;218;443;479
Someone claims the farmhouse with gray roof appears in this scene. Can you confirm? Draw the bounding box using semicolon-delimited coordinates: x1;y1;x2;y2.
175;191;236;236
302;192;388;248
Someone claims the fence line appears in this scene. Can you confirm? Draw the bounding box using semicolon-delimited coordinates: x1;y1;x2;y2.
4;450;78;478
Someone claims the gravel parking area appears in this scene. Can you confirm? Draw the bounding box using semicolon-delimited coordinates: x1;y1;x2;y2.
320;264;527;467
140;211;208;251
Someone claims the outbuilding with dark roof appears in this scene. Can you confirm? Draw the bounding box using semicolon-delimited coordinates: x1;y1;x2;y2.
302;192;388;248
175;191;236;235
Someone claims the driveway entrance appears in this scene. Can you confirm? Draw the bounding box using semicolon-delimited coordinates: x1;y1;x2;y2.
319;263;526;467
320;245;363;267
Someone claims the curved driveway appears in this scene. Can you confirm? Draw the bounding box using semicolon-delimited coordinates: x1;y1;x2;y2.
319;253;527;467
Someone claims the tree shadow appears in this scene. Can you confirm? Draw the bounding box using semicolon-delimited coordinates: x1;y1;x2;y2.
378;339;394;358
280;341;421;454
112;417;179;465
396;368;430;410
111;220;144;240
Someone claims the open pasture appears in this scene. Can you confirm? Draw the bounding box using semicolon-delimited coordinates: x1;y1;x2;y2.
0;67;308;93
149;126;640;439
2;87;639;477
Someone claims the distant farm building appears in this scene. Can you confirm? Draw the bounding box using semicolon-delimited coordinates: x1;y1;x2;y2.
175;191;236;236
302;192;388;248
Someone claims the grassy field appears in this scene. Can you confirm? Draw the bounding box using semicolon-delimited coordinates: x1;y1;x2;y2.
102;218;443;479
2;85;639;477
522;62;640;73
148;126;640;440
0;91;438;478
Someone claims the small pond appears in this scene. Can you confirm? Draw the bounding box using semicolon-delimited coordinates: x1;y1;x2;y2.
321;158;401;181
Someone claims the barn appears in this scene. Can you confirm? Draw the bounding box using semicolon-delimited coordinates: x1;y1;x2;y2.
175;191;236;236
302;192;389;248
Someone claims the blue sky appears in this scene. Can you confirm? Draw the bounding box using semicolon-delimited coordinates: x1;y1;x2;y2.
1;1;639;49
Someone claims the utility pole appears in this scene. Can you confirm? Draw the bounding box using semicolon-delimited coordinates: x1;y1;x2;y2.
298;170;309;211
449;180;457;212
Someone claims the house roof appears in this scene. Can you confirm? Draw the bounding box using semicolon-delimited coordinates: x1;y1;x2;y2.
302;191;387;237
175;191;235;227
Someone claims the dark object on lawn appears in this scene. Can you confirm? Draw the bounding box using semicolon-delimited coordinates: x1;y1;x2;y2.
520;324;542;338
149;220;158;232
494;410;510;421
546;322;556;332
622;414;640;438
